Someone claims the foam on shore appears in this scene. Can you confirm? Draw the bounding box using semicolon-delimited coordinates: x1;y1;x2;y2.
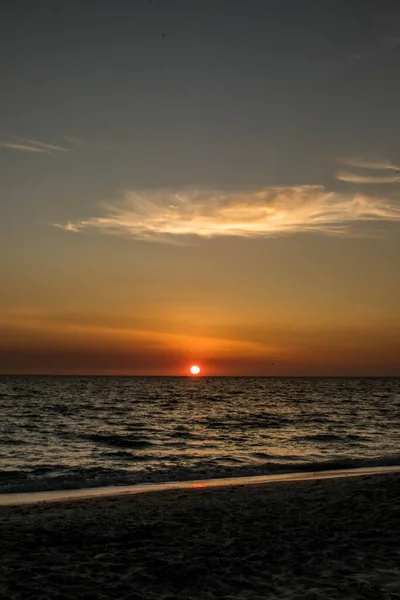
1;463;399;506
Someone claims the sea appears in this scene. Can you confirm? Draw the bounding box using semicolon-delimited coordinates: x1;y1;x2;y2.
0;376;399;496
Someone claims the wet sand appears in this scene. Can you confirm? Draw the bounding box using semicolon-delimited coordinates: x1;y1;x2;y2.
0;473;399;599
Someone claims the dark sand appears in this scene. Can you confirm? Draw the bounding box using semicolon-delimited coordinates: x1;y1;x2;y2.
0;474;399;599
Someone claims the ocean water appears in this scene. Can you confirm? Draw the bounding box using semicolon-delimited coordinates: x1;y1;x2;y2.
0;376;399;495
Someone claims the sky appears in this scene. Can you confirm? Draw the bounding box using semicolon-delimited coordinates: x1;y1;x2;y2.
1;0;400;375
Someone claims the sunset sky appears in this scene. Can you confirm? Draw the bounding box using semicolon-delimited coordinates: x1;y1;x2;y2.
1;0;399;375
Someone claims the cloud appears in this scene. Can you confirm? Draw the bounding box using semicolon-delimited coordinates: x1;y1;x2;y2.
17;138;68;152
0;142;50;153
336;171;400;184
335;155;400;183
336;155;400;171
55;185;400;243
0;137;68;153
0;134;110;153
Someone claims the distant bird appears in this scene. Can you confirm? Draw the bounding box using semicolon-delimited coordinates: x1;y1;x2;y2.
162;33;166;37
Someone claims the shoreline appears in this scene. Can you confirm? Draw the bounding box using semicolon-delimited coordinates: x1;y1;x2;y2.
0;463;399;507
0;473;399;599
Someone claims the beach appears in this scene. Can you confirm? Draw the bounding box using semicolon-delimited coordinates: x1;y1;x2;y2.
0;473;399;599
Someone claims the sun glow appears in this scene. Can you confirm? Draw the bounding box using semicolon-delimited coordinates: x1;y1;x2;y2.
190;365;200;375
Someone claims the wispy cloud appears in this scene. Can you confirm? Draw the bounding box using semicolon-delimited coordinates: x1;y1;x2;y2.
0;142;50;153
0;137;68;153
335;155;400;183
16;138;68;152
55;185;400;243
1;134;112;155
336;171;400;184
336;155;400;171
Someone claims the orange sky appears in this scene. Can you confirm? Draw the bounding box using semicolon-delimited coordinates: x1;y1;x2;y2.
1;2;400;375
1;233;399;375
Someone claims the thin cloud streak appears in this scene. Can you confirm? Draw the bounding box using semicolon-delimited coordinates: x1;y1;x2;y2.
55;185;400;243
0;142;50;153
336;155;400;171
336;170;400;184
15;138;68;152
335;154;400;183
1;137;68;153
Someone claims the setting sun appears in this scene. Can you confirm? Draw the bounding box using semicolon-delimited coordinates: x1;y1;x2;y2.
190;365;201;375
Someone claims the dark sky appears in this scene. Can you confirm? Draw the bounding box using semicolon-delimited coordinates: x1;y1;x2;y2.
1;0;399;375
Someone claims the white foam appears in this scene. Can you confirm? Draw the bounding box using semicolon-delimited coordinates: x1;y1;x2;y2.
0;464;399;506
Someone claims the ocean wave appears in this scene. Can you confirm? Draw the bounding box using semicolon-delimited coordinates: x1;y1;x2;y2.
83;433;155;449
204;414;292;430
1;454;400;496
0;437;28;446
1;376;399;499
294;433;371;444
295;434;347;442
101;451;153;461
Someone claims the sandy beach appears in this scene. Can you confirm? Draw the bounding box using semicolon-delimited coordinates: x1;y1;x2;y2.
0;474;399;599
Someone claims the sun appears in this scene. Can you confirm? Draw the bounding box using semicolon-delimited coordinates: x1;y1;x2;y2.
190;365;201;375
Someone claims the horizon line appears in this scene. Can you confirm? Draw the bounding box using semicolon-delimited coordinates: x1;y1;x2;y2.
0;373;398;378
